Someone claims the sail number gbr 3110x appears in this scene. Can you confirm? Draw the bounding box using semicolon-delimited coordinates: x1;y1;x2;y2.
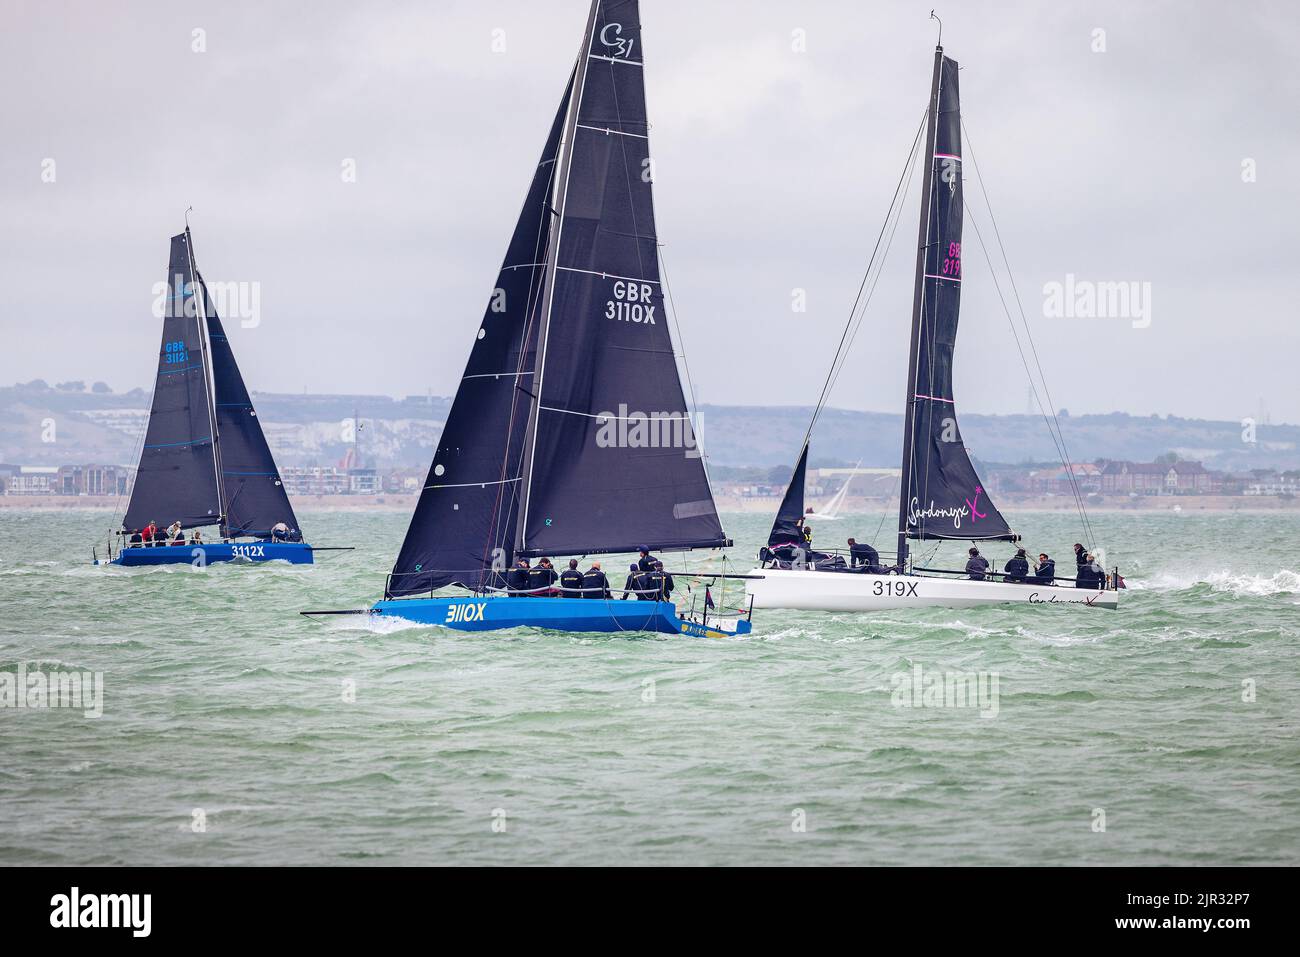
605;281;656;325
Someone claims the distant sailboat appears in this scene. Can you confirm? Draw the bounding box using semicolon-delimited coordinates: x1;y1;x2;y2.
308;0;751;637
746;34;1118;612
810;461;861;521
96;224;313;566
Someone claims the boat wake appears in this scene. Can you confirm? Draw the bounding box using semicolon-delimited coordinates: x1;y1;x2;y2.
1131;569;1299;598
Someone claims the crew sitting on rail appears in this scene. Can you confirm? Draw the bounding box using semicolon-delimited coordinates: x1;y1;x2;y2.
528;557;559;597
166;520;184;545
649;561;674;601
508;557;532;595
190;530;205;546
270;522;302;543
1076;553;1105;589
848;538;881;571
965;547;990;581
559;559;585;598
1032;553;1055;585
1003;547;1030;583
582;562;611;599
622;563;642;600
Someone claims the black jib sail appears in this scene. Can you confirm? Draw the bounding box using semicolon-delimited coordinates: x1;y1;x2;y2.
767;443;809;547
123;231;222;532
203;294;300;539
517;0;726;558
386;75;574;596
387;0;727;597
896;49;1014;564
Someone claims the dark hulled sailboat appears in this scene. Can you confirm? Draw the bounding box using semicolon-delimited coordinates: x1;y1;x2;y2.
99;226;311;566
341;0;748;636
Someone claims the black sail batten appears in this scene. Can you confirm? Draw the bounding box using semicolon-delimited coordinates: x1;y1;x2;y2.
897;50;1014;558
123;232;222;532
517;0;727;558
767;443;809;547
201;284;300;539
385;73;575;597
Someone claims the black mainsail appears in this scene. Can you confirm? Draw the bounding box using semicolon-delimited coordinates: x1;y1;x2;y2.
387;0;727;597
124;227;298;539
896;48;1014;567
124;231;222;532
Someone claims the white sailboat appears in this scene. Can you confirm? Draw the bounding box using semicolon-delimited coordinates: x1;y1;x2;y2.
746;29;1119;613
809;462;859;521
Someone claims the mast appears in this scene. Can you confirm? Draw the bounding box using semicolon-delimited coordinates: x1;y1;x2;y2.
516;0;601;553
896;45;945;571
187;225;227;537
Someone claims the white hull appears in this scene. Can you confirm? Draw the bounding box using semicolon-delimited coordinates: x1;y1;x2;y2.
745;567;1119;611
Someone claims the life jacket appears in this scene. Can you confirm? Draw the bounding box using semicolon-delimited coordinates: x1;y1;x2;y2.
559;568;584;596
581;570;609;598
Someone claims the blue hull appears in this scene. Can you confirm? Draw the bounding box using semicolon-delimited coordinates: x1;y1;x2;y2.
105;542;314;566
371;595;751;638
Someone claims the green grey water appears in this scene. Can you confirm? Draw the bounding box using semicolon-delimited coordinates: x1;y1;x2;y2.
1;508;1297;866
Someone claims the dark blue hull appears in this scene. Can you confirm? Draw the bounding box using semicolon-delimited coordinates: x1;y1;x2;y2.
104;542;314;566
370;595;751;638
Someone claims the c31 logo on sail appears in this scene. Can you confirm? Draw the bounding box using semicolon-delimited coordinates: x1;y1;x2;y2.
600;23;635;58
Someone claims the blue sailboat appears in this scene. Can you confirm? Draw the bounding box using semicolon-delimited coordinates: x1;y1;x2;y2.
96;224;314;566
311;0;751;637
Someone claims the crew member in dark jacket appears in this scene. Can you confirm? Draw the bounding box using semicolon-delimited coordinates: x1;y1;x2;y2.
1077;553;1105;589
528;557;558;597
651;561;674;601
1073;543;1090;588
582;562;611;599
848;538;880;570
1032;553;1056;585
637;547;658;572
632;569;657;601
1003;548;1030;583
966;547;990;581
621;563;642;600
507;557;531;596
559;559;585;598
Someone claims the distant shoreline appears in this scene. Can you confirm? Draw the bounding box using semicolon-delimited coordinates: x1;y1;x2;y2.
2;493;1296;514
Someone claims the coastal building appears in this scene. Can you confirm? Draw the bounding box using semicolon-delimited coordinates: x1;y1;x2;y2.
1098;460;1214;495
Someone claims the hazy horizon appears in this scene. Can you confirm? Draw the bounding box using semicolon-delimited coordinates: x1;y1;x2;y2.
3;0;1297;424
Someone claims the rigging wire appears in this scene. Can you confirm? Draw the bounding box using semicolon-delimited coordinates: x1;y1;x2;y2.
802;110;929;449
960;119;1097;548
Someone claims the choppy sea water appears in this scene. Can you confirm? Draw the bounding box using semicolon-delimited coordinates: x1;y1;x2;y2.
1;507;1297;866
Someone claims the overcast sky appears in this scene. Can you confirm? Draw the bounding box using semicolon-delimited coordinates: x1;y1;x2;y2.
2;0;1297;424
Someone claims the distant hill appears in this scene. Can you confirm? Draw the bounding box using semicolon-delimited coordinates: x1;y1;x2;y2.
1;380;1295;471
